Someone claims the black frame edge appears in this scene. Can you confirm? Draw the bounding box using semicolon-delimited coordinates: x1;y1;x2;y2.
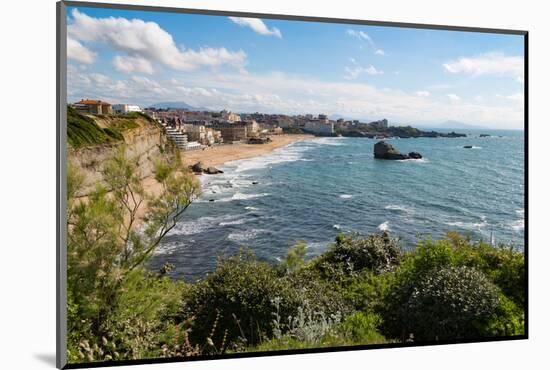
57;1;68;369
61;0;527;35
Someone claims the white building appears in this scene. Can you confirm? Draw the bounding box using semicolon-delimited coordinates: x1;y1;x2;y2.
165;127;188;149
185;141;202;151
221;109;241;123
304;120;334;135
113;104;143;114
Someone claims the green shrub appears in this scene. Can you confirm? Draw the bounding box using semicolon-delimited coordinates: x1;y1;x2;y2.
341;270;395;311
279;241;307;274
284;267;352;318
181;250;301;350
314;233;402;280
454;242;524;307
481;293;525;337
382;266;499;341
337;312;387;344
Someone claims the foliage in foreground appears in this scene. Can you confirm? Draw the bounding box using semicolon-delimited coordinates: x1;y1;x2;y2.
67;145;200;362
67;146;525;362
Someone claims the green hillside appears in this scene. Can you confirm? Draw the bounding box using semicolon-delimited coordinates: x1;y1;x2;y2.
67;106;123;148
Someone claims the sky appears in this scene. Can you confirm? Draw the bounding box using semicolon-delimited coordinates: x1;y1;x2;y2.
66;6;525;129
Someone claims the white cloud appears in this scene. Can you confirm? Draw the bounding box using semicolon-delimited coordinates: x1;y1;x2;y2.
113;55;154;75
344;65;383;80
68;9;247;72
228;17;282;38
374;49;386;56
67;37;96;64
415;91;431;97
443;52;524;82
447;93;461;102
68;68;524;129
346;29;375;47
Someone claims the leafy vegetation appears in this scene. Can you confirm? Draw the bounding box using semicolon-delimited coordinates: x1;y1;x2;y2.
67;145;200;362
67;106;158;148
67;106;123;148
67;146;525;363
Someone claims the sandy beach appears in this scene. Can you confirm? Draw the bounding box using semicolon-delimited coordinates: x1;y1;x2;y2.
181;134;314;168
134;134;313;220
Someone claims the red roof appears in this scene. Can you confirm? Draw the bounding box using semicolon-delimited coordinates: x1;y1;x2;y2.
77;99;111;106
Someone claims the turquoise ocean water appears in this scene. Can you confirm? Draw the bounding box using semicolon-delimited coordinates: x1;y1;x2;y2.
150;129;525;281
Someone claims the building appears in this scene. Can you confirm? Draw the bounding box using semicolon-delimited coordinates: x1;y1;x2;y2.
221;109;241;123
304;120;334;135
164;127;188;149
245;120;260;137
205;128;223;145
183;124;206;143
112;104;142;114
212;122;248;143
73;99;113;114
185;141;202;151
370;119;388;130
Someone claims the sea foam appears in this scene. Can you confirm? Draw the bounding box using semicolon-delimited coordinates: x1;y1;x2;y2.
378;221;390;231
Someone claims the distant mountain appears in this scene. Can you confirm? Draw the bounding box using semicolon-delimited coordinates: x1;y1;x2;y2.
429;120;488;130
149;101;210;111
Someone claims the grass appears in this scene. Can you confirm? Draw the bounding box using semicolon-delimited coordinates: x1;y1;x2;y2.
67;107;157;148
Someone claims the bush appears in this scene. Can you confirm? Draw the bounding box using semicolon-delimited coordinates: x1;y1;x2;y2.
336;312;387;344
314;233;402;280
482;293;525;337
181;250;301;350
382;266;499;341
287;268;352;317
341;270;395;311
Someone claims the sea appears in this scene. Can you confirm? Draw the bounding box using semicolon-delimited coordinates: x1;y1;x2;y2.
149;129;525;281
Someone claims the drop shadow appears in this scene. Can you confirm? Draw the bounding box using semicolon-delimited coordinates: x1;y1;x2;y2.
34;353;56;367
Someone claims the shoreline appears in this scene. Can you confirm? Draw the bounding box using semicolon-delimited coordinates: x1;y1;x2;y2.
181;134;315;168
138;134;314;220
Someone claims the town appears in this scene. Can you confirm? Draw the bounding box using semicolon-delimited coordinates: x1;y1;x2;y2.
71;98;465;151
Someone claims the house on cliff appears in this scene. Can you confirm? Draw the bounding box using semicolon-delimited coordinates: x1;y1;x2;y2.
73;99;113;115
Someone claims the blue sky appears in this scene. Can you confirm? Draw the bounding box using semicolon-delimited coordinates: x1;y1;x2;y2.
66;6;525;128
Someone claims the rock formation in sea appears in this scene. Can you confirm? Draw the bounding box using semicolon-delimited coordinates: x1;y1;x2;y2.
190;161;223;174
205;166;223;174
374;141;421;160
191;161;205;173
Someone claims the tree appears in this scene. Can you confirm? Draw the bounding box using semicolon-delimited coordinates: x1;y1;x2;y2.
66;145;200;362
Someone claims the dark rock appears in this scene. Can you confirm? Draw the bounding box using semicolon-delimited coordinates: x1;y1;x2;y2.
443;131;467;138
463;145;473;149
191;161;205;173
408;152;422;159
205;166;223;174
209;199;215;202
252;181;259;185
373;141;410;160
479;134;491;137
248;137;272;144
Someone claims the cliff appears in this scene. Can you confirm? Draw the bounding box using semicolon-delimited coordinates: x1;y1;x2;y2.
67;109;165;196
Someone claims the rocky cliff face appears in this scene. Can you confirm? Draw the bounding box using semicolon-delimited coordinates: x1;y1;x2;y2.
68;116;164;196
